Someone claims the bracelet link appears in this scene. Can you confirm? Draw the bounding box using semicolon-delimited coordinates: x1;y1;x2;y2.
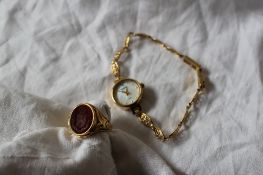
124;32;133;48
138;112;165;141
131;105;165;140
183;55;201;70
111;61;120;80
197;69;205;90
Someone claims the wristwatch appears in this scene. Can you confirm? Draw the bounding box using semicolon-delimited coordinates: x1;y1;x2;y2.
111;32;205;141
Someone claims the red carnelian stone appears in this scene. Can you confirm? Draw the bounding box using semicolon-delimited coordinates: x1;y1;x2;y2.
70;104;93;134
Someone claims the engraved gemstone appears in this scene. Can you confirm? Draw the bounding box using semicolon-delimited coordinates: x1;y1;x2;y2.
70;104;93;134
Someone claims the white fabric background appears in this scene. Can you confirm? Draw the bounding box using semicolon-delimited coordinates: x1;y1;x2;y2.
0;0;263;174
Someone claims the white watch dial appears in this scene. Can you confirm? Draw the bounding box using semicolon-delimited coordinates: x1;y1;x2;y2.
113;79;142;106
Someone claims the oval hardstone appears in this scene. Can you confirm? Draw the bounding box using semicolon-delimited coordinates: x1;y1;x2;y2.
70;104;93;134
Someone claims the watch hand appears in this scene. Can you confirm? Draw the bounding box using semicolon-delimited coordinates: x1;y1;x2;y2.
120;86;126;91
118;89;129;96
118;90;126;94
125;88;130;96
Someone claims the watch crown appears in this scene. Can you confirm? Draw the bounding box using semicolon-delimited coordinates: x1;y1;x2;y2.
140;83;144;88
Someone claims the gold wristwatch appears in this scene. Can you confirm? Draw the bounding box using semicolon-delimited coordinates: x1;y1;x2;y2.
111;32;205;141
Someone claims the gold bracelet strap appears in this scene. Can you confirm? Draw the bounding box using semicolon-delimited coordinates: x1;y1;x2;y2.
131;106;165;140
112;32;205;141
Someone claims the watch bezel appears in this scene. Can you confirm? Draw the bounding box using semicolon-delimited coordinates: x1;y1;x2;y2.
111;78;143;108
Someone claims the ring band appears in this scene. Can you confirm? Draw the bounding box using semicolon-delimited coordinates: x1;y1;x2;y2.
68;103;112;138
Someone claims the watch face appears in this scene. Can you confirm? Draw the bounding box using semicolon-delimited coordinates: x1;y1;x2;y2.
112;79;142;107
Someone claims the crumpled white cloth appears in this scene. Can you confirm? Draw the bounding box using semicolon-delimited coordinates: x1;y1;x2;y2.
0;86;175;174
0;0;263;174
